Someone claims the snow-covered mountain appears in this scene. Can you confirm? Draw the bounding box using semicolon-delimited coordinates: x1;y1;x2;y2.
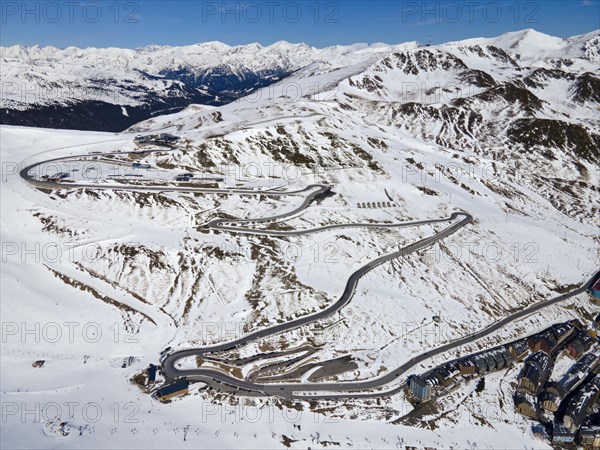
338;29;600;169
2;29;598;135
0;41;413;131
1;29;599;449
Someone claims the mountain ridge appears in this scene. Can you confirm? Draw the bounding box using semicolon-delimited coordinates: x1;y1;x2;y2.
1;29;598;132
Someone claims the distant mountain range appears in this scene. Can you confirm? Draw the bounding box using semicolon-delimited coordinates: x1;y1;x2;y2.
1;29;598;134
0;40;408;131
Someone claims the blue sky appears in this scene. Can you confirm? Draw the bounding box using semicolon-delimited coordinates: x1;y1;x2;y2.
1;1;598;48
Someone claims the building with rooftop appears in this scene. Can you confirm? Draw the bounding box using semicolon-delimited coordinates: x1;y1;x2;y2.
507;340;529;361
563;375;600;433
134;135;149;144
433;366;460;387
528;334;556;355
409;376;434;402
517;351;552;395
553;423;575;446
531;424;549;441
514;391;538;419
456;346;513;378
156;381;189;402
541;350;599;413
147;364;157;384
579;425;600;448
457;359;477;376
566;329;596;359
527;322;577;355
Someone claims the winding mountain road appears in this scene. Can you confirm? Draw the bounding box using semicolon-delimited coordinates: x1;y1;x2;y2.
20;146;597;401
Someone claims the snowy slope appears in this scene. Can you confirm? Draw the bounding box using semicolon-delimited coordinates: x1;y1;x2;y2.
1;28;599;449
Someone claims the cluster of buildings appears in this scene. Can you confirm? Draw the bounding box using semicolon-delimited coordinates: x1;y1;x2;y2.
563;375;600;431
143;361;190;402
407;318;599;448
408;344;519;402
457;345;516;376
513;322;578;418
513;321;598;422
511;320;600;448
527;322;576;355
514;351;553;417
134;133;179;147
540;351;599;413
545;375;600;448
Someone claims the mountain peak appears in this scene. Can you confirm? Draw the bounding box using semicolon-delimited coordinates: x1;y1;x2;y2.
444;28;600;61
